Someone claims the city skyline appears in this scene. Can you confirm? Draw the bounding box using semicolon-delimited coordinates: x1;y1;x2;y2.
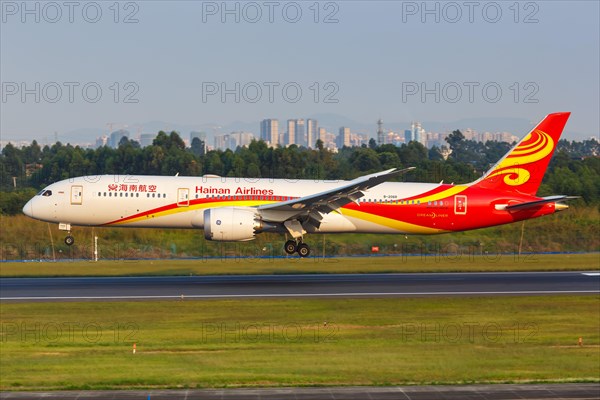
0;111;588;149
23;116;528;153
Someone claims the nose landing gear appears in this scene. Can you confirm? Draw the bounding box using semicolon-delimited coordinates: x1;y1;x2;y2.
59;223;74;246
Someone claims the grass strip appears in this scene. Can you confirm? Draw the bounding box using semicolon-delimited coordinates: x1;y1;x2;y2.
1;253;598;278
1;296;598;390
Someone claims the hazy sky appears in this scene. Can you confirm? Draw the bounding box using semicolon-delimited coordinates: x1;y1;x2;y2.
1;1;599;141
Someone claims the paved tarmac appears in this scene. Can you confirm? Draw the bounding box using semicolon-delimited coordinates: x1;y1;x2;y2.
1;271;598;302
1;384;599;399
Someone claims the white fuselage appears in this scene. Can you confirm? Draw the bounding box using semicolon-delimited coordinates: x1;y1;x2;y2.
23;174;445;234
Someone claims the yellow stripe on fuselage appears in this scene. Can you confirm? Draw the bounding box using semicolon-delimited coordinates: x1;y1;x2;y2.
108;200;276;226
412;185;468;204
342;208;448;235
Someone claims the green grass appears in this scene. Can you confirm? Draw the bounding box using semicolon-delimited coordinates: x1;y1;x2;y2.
1;205;599;262
1;296;598;390
1;253;599;278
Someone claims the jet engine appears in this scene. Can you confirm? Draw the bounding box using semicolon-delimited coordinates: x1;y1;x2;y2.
204;207;262;241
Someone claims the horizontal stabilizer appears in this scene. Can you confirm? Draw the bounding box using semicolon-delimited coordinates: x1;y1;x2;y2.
505;196;580;211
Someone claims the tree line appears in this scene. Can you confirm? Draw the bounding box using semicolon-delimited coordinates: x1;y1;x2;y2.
1;130;598;215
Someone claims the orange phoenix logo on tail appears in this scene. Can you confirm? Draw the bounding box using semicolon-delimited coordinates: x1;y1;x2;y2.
474;112;570;195
485;129;554;187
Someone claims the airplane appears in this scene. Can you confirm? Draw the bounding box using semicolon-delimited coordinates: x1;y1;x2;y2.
23;112;575;257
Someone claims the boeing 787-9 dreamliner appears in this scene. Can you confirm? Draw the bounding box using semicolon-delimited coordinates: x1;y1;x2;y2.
23;112;575;257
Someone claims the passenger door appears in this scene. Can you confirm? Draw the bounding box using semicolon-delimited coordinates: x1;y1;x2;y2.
70;185;83;205
177;188;189;207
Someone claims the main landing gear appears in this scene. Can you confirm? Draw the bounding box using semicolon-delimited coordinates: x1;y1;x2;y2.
284;239;311;257
283;220;310;257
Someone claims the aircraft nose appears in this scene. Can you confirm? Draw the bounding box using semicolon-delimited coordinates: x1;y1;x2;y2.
22;199;33;217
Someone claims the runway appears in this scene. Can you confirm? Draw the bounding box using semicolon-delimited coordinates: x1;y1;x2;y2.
1;384;599;400
1;271;598;302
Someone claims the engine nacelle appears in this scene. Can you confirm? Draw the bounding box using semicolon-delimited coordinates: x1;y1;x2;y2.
204;207;261;241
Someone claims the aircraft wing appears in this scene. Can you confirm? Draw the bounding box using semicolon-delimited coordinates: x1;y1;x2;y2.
257;168;414;227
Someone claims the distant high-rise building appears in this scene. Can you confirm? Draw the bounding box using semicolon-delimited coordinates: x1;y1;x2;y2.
318;127;327;145
405;122;426;146
284;119;312;147
306;119;318;148
229;131;254;149
214;132;255;151
336;127;351;148
214;134;229;151
295;119;306;147
260;119;279;146
95;135;108;148
377;119;384;145
351;133;369;147
109;129;130;148
411;122;422;143
286;119;296;145
461;128;476;141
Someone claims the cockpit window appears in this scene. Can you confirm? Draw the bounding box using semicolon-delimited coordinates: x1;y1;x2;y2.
37;190;46;196
42;190;52;197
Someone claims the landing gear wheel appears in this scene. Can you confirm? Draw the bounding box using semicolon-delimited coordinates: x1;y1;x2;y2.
297;243;310;257
284;240;297;255
64;235;75;246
